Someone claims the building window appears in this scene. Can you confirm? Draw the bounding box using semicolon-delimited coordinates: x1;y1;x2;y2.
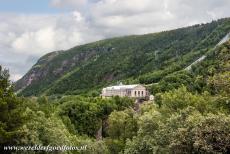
127;90;131;96
141;91;144;96
138;91;140;96
135;91;137;96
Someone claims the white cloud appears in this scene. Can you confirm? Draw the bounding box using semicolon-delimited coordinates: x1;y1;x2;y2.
12;27;55;55
1;0;230;81
51;0;87;9
73;11;84;22
0;12;103;81
92;0;161;16
0;13;104;53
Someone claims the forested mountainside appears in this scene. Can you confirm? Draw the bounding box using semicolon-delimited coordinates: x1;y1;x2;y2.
15;18;230;96
1;39;230;153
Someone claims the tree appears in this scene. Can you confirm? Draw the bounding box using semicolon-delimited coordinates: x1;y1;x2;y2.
155;86;214;114
124;136;158;154
193;114;230;153
0;66;26;149
107;109;138;141
59;100;101;137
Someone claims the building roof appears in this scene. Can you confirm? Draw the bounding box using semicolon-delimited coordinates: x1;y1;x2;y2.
104;84;139;90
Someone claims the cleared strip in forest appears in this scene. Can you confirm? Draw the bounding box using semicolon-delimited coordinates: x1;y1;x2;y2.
185;32;230;71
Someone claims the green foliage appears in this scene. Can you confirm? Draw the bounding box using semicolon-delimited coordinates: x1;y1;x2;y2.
58;100;102;137
16;18;230;96
151;71;195;93
192;114;230;153
155;86;215;114
1;39;230;153
124;136;158;154
104;139;125;154
3;18;230;154
58;96;134;137
107;109;138;141
0;66;26;147
124;103;230;154
121;39;230;153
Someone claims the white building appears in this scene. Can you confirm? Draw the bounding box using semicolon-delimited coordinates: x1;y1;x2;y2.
101;83;149;99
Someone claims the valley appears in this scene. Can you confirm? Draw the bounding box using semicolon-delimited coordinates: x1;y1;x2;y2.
1;18;230;154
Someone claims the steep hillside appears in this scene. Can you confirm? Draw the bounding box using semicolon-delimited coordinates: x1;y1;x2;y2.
149;39;230;94
15;18;230;96
190;40;230;95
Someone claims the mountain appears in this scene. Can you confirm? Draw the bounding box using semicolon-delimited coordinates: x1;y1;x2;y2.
15;18;230;96
191;39;230;95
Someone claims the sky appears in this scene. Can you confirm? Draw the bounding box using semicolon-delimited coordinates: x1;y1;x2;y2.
0;0;230;81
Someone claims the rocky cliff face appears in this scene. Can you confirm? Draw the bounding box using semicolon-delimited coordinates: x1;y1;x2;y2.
15;51;62;91
15;47;100;93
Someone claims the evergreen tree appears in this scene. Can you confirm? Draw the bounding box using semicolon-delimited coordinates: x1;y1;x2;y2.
0;66;25;150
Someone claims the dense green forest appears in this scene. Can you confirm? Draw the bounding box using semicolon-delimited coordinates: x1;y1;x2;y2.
1;36;230;154
15;18;230;97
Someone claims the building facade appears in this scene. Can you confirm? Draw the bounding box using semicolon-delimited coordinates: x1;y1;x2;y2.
101;83;149;99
